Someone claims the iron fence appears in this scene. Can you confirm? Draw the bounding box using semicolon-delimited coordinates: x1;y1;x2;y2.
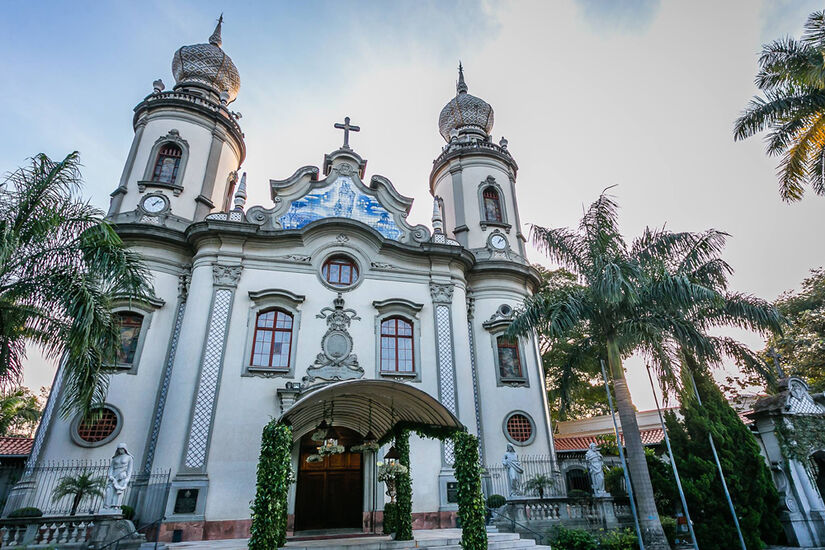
0;461;169;526
485;454;565;499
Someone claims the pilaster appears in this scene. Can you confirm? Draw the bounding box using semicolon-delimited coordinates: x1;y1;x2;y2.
430;282;458;466
108;121;146;217
194;130;224;220
179;263;242;475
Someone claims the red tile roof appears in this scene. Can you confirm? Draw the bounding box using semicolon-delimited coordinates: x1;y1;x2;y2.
0;437;33;457
554;428;665;452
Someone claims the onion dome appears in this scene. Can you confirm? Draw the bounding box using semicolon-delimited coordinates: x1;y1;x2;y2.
171;15;241;104
438;63;494;142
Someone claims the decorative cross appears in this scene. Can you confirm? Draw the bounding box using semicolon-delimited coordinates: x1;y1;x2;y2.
334;116;360;149
767;347;785;378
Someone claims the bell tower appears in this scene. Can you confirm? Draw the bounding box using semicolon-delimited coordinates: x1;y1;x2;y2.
429;65;525;257
108;16;246;224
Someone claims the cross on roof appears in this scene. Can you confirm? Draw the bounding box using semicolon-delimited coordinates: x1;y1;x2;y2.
334;116;360;149
767;347;785;378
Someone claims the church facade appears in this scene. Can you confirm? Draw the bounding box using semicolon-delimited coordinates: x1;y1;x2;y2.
28;20;555;541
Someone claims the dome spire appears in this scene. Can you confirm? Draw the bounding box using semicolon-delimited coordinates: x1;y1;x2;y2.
209;13;223;48
457;61;468;94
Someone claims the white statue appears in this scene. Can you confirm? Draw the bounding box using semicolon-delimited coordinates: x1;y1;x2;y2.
102;443;134;512
502;444;524;495
585;443;610;497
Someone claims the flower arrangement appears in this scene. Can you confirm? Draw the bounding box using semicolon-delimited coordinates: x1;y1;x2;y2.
306;454;324;463
377;461;409;482
351;441;380;453
316;438;345;455
310;429;327;442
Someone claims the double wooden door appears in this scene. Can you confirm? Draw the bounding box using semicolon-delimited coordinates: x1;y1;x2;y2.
294;428;363;532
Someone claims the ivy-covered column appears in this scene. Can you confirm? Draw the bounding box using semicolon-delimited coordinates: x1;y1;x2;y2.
453;431;487;550
394;429;414;541
249;421;293;549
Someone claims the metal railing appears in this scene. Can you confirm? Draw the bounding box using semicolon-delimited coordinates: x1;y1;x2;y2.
0;461;169;525
485;455;564;499
487;505;548;546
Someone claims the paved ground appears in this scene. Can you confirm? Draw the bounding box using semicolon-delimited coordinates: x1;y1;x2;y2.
165;529;467;549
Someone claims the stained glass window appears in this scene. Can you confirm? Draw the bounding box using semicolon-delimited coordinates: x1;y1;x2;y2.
483;187;503;222
380;317;414;373
116;312;143;365
153;144;182;184
506;413;533;443
251;309;293;369
497;336;522;379
322;256;359;287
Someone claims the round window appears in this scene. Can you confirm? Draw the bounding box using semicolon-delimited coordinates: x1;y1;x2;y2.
504;412;534;445
322;255;359;288
72;406;122;447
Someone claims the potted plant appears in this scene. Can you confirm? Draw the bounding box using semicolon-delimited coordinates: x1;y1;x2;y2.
522;474;555;499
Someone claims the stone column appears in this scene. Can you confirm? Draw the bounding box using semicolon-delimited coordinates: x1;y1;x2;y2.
430;282;458;465
179;264;242;474
193;130;224;220
108;120;146;217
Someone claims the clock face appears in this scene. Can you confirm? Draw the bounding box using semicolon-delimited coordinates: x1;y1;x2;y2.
490;234;508;250
142;195;167;214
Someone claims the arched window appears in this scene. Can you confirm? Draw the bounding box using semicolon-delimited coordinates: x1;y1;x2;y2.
482;187;503;222
250;309;294;369
380;317;414;373
116;312;144;365
322;256;359;287
497;335;522;379
152;143;183;184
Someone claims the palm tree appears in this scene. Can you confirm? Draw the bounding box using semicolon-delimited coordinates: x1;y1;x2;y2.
508;192;782;550
0;152;149;417
734;10;825;201
51;472;106;516
522;474;555;499
0;387;41;436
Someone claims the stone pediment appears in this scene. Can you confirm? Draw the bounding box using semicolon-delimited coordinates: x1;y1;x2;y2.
245;154;430;244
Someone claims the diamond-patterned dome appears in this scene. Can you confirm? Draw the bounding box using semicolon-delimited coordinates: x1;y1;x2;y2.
171;17;240;104
438;65;494;142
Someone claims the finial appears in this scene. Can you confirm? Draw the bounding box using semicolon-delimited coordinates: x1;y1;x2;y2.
432;197;444;234
233;172;247;211
457;61;468;94
152;79;165;94
209;13;224;47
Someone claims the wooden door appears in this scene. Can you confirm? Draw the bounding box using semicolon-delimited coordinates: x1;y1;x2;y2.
295;427;363;531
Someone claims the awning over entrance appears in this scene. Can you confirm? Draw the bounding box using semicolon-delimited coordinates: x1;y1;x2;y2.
279;379;463;441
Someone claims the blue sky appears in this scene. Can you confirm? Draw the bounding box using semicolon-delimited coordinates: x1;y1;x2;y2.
2;0;824;409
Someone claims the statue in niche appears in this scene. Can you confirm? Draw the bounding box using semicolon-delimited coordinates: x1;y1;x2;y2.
502;444;523;496
102;443;134;512
585;443;610;497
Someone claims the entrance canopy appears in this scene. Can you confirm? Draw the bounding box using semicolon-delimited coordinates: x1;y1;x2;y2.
279;379;463;442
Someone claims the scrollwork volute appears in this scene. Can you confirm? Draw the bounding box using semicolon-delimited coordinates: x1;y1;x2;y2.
212;264;243;288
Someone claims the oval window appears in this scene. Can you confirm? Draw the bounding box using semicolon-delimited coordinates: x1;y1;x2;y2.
322;256;359;287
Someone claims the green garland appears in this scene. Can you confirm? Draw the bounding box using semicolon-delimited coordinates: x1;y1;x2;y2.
775;414;825;465
453;431;487;550
393;429;414;541
249;421;293;549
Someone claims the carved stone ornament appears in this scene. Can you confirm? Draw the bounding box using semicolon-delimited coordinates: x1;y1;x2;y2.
212;264;243;287
429;282;454;304
276;254;312;264
304;294;363;384
178;269;192;300
336;233;350;244
786;378;825;414
336;162;355;176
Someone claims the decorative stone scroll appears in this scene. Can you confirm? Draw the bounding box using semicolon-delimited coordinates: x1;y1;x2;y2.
304;294;363;384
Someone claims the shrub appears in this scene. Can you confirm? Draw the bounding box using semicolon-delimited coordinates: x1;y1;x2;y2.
603;466;626;497
567;488;590;500
549;525;597;550
382;502;397;535
486;494;506;508
599;528;638;550
660;516;676;544
8;507;42;518
120;505;135;520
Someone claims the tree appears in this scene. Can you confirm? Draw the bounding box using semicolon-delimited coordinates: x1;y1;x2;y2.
763;268;825;390
534;267;610;421
0;152;149;417
508;191;782;549
665;366;782;550
521;474;555;499
734;10;825;201
0;386;42;437
51;472;106;516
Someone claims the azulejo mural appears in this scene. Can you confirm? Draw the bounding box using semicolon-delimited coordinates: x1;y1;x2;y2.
278;177;403;241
